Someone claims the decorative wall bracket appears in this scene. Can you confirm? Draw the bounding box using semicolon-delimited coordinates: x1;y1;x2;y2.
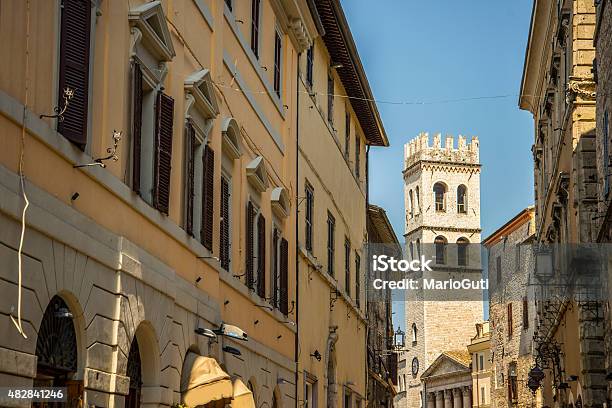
40;87;74;121
567;76;596;101
73;130;122;168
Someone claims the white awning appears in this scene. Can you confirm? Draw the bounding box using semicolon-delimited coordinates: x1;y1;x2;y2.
181;352;233;407
231;379;256;408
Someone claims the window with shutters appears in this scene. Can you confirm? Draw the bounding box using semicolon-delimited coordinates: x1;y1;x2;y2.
220;175;231;271
327;212;335;277
306;45;314;88
507;303;513;336
183;70;219;240
327;74;334;126
279;237;289;315
344;238;351;297
355;134;360;178
256;213;266;298
245;201;257;290
522;297;529;329
128;2;176;212
271;228;280;308
57;0;93;149
344;112;350;159
273;28;283;98
305;183;314;252
355;253;361;307
251;0;261;59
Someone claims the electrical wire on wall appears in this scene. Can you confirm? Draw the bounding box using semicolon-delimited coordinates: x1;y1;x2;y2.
10;0;31;339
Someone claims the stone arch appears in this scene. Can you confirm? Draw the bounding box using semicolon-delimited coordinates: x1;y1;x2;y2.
34;293;85;405
132;321;161;387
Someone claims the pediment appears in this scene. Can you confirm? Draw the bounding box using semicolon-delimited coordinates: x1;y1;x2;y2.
221;117;242;160
185;69;219;118
129;1;176;62
421;353;470;379
271;187;290;219
246;157;269;193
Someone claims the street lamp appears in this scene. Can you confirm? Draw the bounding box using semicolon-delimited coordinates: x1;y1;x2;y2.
394;328;405;350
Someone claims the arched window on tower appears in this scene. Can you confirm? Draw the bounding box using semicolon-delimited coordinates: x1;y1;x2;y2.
416;239;421;258
433;183;447;212
411;323;417;344
457;185;467;213
409;189;414;218
409;242;414;260
435;236;447;264
457;237;469;266
415;186;420;214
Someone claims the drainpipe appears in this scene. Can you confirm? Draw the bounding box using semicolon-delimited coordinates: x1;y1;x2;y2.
295;50;302;408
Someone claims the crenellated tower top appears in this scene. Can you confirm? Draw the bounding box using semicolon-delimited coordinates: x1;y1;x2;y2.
403;132;480;169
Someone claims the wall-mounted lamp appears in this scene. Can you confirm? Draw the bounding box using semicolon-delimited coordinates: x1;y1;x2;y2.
310;350;322;361
198;255;220;261
195;327;218;341
223;345;242;356
224;300;230;306
71;192;80;201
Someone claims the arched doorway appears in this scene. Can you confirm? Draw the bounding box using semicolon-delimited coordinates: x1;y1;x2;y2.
126;336;143;408
34;295;82;407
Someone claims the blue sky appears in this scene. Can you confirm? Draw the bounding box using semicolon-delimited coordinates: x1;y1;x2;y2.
341;0;535;331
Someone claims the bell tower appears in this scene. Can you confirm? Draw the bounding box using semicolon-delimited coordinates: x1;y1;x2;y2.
396;132;484;408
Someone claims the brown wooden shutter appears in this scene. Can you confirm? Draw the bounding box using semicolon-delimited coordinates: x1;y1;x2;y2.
272;229;279;308
57;0;91;149
132;62;143;194
257;215;266;298
184;121;196;236
246;202;255;290
388;352;398;385
153;92;174;214
201;145;214;250
220;177;230;271
280;237;289;315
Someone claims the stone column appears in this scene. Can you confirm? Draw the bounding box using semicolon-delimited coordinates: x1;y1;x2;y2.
444;389;453;408
462;386;472;408
427;392;436;408
436;390;444;408
452;388;462;408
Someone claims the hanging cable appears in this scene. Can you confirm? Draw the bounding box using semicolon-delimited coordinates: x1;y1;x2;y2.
10;0;31;339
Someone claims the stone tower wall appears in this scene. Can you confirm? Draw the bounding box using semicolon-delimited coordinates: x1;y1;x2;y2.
400;132;484;408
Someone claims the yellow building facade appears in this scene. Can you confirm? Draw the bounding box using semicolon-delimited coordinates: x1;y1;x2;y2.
0;0;317;406
295;2;389;408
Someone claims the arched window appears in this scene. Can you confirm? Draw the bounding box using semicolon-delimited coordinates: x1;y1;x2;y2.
411;323;418;344
457;237;469;266
409;189;414;218
433;183;447;212
35;295;79;403
416;239;421;258
409;242;414;260
415;186;420;214
457;185;467;213
435;236;447;264
126;337;143;408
